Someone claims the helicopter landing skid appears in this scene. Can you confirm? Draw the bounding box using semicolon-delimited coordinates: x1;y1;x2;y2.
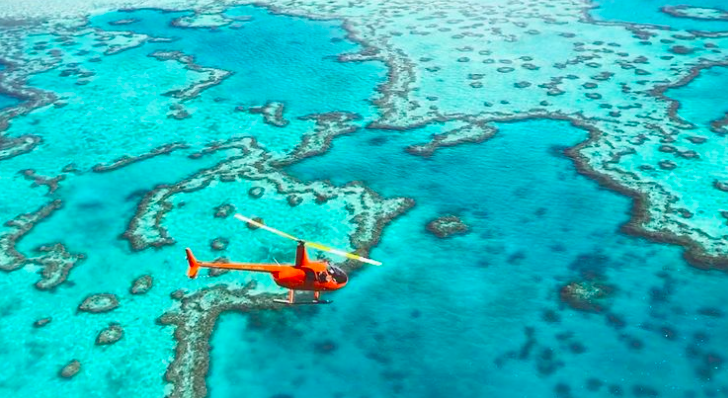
273;299;333;305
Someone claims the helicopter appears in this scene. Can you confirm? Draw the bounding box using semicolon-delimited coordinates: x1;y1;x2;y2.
185;214;381;304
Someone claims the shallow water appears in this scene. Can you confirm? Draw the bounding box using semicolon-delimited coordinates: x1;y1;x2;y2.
592;0;728;31
667;65;728;127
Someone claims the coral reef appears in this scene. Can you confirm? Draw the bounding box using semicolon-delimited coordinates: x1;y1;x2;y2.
171;13;233;29
661;5;728;22
210;237;229;251
0;202;86;290
33;317;52;328
149;50;232;101
223;0;728;269
108;18;139;26
92;143;189;173
0;201;62;271
406;121;497;157
59;360;81;379
130;274;153;295
17;169;65;193
123;137;414;257
559;280;615;313
95;323;124;345
276;112;361;165
213;204;235;218
425;215;469;238
158;283;282;398
77;293;120;313
247;101;289;127
32;243;86;291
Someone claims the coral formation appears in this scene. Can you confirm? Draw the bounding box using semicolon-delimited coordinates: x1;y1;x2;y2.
425;215;469;238
559;280;615;312
92;143;189;173
33;317;52;328
95;323;124;345
130;274;153;295
59;360;81;379
32;243;86;291
248;101;289;127
77;293;120;313
149;50;232;101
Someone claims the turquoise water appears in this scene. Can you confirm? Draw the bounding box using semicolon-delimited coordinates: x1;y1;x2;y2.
0;6;384;398
592;0;728;31
667;65;728;127
1;1;728;398
91;7;383;119
208;120;728;397
0;94;19;110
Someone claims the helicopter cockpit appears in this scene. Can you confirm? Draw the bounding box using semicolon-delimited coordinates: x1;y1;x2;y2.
312;263;348;284
327;264;348;284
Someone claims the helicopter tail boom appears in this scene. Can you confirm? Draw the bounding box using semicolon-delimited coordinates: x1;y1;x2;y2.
185;248;291;278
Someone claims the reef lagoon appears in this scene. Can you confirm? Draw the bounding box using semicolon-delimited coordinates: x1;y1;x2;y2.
0;0;727;397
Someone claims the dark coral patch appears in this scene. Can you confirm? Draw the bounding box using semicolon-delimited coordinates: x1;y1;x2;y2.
130;274;153;295
96;323;124;346
559;280;614;312
77;293;119;314
248;187;265;198
210;237;229;251
33;317;52;328
214;204;235;218
59;360;81;379
425;215;469;238
314;339;338;354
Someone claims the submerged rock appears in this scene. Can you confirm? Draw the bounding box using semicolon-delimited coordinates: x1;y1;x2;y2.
214;203;235;218
96;323;124;346
78;293;119;314
248;187;264;199
559;280;615;312
210;237;230;251
246;217;264;230
130;275;153;295
59;360;81;379
426;215;470;238
33;317;52;328
287;195;303;207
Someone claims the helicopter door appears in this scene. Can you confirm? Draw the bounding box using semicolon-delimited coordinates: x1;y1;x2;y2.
303;268;316;287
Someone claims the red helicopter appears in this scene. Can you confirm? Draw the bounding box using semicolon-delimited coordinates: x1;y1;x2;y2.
185;214;381;304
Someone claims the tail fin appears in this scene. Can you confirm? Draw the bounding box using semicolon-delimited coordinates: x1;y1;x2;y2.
185;248;200;279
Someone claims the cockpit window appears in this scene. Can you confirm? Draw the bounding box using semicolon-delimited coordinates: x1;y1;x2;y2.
327;265;348;284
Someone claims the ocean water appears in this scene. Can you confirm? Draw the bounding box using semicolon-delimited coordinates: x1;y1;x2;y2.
592;0;728;31
0;6;383;398
666;65;728;127
91;7;383;119
0;94;19;110
0;1;727;398
211;119;728;398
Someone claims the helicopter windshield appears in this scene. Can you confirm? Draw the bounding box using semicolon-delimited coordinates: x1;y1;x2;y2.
327;265;348;284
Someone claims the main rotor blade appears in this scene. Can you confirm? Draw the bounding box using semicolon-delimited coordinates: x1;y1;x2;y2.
234;214;300;241
306;242;382;266
235;214;382;265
